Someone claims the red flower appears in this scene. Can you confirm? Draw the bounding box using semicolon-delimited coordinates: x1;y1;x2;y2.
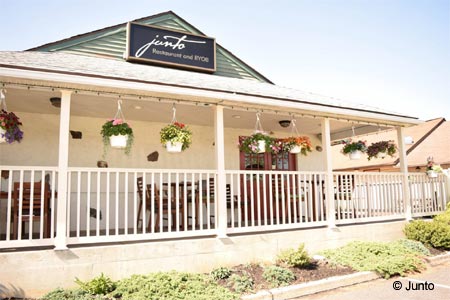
174;122;185;129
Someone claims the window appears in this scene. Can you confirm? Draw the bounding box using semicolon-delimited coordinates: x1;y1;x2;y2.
239;137;297;171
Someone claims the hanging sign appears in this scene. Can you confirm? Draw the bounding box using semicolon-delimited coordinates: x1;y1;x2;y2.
125;22;216;73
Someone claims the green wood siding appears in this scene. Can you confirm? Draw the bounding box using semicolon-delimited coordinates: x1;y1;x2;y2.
31;12;270;83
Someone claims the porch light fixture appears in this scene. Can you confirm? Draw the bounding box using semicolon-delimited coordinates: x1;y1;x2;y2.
404;136;414;145
279;120;291;128
49;97;61;108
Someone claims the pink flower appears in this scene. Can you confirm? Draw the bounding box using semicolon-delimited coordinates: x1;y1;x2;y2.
112;119;123;125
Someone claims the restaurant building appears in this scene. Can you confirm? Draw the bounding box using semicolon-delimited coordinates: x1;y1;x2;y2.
0;11;447;297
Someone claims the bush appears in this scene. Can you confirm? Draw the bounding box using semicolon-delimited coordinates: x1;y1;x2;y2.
41;288;93;300
228;273;254;293
262;266;295;287
403;220;436;245
75;273;116;295
404;208;450;250
211;267;232;280
430;225;450;249
394;239;430;256
113;271;238;300
320;241;424;278
277;243;311;268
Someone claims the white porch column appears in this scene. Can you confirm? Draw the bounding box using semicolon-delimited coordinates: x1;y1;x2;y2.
321;118;336;228
54;90;72;250
214;105;227;238
397;126;412;220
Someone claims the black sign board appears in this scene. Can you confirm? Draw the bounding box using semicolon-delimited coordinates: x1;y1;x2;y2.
125;22;216;73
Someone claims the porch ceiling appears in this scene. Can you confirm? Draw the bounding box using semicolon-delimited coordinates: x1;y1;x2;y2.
4;86;388;139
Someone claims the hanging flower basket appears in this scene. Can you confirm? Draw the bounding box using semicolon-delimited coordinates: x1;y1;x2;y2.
109;134;129;148
426;170;438;178
160;122;192;153
282;136;313;155
341;140;367;160
101;119;134;155
366;140;397;160
0;90;23;144
239;132;275;154
426;156;442;178
0;109;23;144
166;141;183;153
349;151;362;160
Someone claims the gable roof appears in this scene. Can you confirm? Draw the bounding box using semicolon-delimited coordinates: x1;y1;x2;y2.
406;120;450;167
27;11;272;83
332;118;448;170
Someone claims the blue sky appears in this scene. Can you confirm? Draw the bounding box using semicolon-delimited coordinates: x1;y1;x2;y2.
1;0;449;120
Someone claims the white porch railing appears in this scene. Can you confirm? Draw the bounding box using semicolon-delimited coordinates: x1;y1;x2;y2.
0;166;58;248
1;167;449;249
225;171;328;233
66;168;217;244
333;172;405;224
409;173;448;217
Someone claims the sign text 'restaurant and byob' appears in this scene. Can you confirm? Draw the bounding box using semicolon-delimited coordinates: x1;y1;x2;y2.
126;23;216;73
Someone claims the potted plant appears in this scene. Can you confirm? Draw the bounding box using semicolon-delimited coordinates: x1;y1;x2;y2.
160;121;192;153
366;140;397;160
101;118;134;155
426;157;443;178
341;139;367;160
0;109;23;144
239;132;274;154
282;136;313;155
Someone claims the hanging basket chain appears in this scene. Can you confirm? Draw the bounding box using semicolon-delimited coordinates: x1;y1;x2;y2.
351;125;356;138
254;112;264;133
290;118;300;136
171;103;177;124
0;89;7;111
113;99;126;122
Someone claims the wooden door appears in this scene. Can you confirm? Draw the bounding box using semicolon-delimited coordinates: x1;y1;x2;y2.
239;137;297;223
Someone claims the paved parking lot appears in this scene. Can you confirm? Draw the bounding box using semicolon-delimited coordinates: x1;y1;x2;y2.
298;262;450;300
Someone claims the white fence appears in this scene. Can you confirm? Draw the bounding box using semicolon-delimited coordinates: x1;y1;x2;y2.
66;168;218;244
0;166;448;249
0;166;58;248
225;171;327;233
409;173;448;217
334;172;405;224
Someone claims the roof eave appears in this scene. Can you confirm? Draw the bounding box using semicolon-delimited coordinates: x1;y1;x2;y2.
0;65;420;126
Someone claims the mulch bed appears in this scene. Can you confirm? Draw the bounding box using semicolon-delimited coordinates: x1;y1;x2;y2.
427;246;447;256
219;259;355;292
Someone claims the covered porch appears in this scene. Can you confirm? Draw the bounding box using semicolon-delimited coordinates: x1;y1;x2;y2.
1;75;448;250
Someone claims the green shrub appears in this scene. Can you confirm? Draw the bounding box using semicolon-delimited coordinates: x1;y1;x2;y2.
394;239;430;256
430;225;450;249
75;273;116;295
228;273;254;293
320;241;424;278
403;220;436;246
404;218;450;250
113;271;238;300
211;266;232;280
262;266;295;287
276;243;311;268
434;203;450;225
41;288;93;300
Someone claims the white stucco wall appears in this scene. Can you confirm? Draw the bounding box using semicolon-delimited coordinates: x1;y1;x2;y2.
0;111;325;171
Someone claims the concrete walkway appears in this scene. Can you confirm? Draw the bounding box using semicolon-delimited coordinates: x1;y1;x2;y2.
300;261;450;300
